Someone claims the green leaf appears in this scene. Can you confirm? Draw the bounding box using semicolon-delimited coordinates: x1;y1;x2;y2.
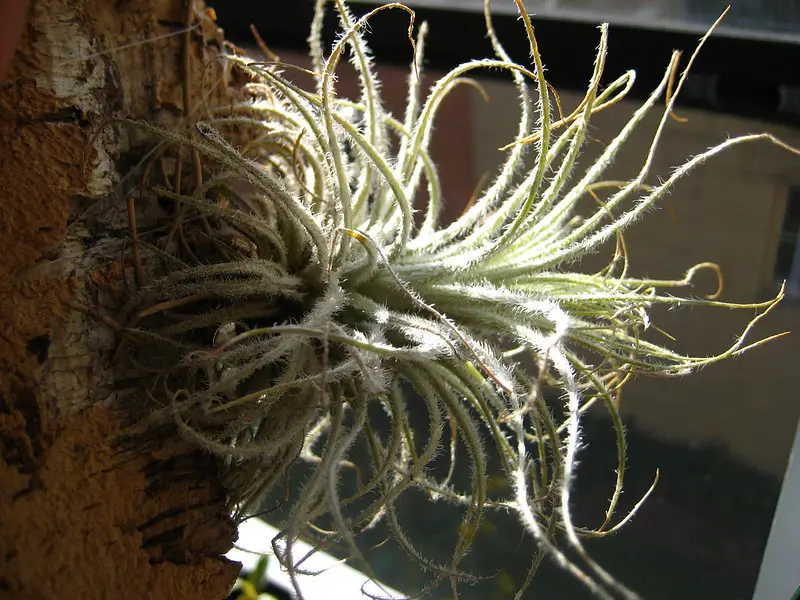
247;556;269;589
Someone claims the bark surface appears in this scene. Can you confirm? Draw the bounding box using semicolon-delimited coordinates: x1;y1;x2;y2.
0;1;240;598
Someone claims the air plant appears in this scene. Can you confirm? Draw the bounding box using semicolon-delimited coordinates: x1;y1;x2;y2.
98;0;798;598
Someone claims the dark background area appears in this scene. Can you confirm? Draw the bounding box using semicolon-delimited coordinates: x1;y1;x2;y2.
251;412;780;599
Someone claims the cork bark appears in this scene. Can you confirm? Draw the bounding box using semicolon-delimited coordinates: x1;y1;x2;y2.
0;1;241;598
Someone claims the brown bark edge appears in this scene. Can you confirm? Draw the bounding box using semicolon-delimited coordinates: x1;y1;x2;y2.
0;0;241;598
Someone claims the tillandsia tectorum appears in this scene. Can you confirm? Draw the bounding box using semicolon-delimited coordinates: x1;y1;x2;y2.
94;0;798;598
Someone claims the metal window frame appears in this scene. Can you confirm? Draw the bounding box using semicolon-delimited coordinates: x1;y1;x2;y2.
753;418;800;600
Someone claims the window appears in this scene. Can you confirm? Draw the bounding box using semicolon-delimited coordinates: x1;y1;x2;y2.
775;187;800;297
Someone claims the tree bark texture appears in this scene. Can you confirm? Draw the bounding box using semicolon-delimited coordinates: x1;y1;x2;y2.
0;1;241;598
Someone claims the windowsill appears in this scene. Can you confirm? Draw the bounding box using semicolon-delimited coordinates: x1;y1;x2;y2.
227;519;404;600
